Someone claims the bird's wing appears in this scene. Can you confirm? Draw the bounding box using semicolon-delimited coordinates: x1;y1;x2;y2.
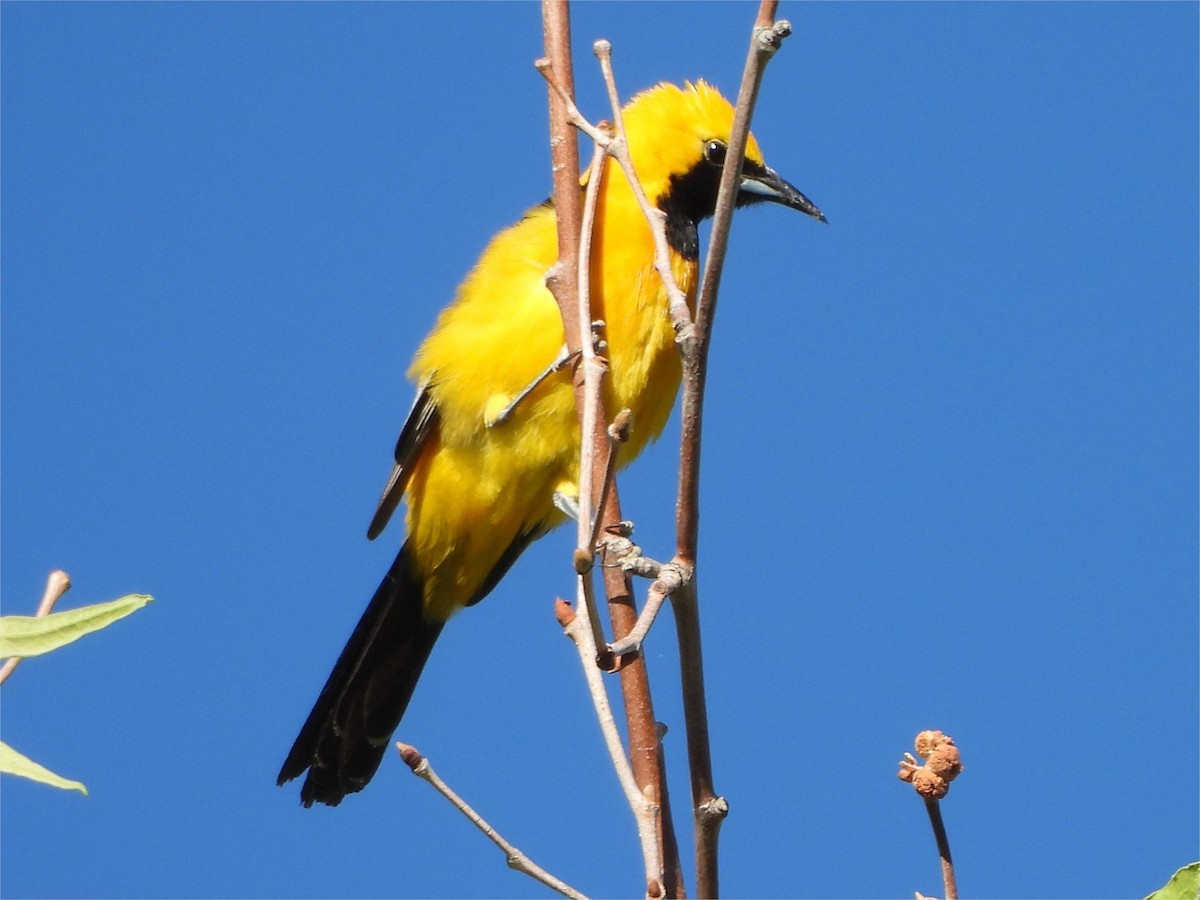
366;376;439;540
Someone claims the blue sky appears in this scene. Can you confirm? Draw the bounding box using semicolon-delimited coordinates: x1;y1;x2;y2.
2;3;1196;898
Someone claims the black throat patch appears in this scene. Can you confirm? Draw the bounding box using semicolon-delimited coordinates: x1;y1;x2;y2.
659;158;771;260
658;160;722;260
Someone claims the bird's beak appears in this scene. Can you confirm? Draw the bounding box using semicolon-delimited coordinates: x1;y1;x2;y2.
739;163;828;223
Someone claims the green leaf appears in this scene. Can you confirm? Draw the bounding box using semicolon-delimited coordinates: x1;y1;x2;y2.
1147;862;1200;900
0;740;88;795
0;594;153;659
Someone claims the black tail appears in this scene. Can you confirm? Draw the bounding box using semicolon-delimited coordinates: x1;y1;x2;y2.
278;542;442;807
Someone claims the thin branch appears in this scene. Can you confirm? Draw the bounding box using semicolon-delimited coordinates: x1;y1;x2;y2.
586;408;631;556
576;38;687;896
670;4;793;896
537;3;583;353
573;141;608;545
396;743;588;900
538;0;612;670
592;41;694;336
607;563;689;659
571;140;619;661
593;501;684;899
33;571;70;617
539;6;679;895
555;602;664;899
670;581;724;899
544;37;698;667
0;570;71;686
678;10;793;555
924;799;958;900
539;44;693;338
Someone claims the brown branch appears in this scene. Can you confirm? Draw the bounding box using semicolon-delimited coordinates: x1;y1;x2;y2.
539;6;682;896
670;4;793;896
538;1;582;355
677;8;793;555
587;408;631;555
571;140;620;661
555;599;663;897
540;44;693;339
668;580;723;899
0;570;71;686
595;495;683;900
590;42;693;336
924;799;958;900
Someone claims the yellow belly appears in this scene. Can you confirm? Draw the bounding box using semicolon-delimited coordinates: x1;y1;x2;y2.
404;195;695;622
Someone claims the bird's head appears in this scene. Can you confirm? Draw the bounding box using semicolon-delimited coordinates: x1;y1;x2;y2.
619;80;826;236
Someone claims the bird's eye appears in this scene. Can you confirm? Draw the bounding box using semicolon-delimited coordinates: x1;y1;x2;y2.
704;140;727;166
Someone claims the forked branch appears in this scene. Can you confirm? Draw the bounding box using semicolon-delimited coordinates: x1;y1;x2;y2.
539;3;680;895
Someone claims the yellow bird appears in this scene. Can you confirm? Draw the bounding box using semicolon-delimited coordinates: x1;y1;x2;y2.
278;80;825;806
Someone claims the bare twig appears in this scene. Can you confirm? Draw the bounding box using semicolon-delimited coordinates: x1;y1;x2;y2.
486;344;578;428
555;602;664;898
396;743;588;900
574;142;608;544
586;408;631;556
571;140;620;661
678;7;792;554
590;41;693;335
670;580;724;898
539;5;679;894
537;5;582;351
538;44;692;338
670;4;793;896
593;499;684;898
924;799;958;900
0;570;71;686
537;39;697;659
608;563;690;659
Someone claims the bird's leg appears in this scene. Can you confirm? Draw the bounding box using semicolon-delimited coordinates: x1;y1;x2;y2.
484;322;606;428
485;345;575;428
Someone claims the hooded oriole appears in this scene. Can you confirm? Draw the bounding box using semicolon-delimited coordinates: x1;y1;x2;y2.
278;80;825;806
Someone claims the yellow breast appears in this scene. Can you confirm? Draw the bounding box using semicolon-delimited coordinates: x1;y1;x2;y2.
404;171;691;618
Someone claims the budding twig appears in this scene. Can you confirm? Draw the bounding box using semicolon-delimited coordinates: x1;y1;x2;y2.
898;730;964;900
